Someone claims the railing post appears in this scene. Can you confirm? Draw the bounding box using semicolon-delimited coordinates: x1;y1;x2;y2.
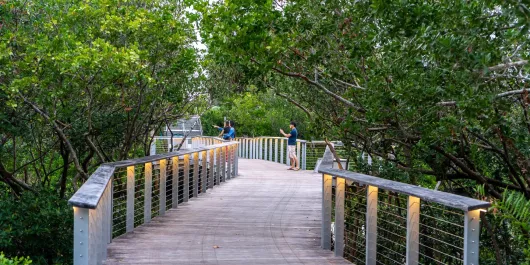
407;196;420;265
73;207;89;265
366;185;378;265
334;177;345;257
464;210;481;265
216;148;221;184
286;139;291;166
201;151;207;192
254;138;258;159
297;141;301;168
227;145;232;179
144;162;153;223
268;139;273;161
126;166;135;232
183;154;190;202
238;139;242;157
263;138;267;160
275;139;279;162
321;174;333;250
159;159;167;215
193;152;199;198
303;142;307;170
280;139;284;164
208;149;215;188
250;139;254;159
234;143;239;176
172;157;179;208
223;146;227;181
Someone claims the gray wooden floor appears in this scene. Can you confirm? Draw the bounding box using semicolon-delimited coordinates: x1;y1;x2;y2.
104;159;351;265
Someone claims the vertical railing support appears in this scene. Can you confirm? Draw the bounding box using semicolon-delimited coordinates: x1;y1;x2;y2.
193;152;199;198
275;139;279;162
250;139;254;159
258;138;262;160
302;142;307;170
201;151;207;192
286;140;291;166
227;146;232;180
216;148;221;184
321;174;333;250
234;142;239;177
172;157;179;208
183;154;190;202
407;196;420;265
263;138;269;160
73;207;89;265
144;162;153;223
366;185;378;265
280;139;284;164
159;159;167;215
334;177;345;257
208;149;214;188
269;139;273;161
296;141;301;168
464;209;481;265
126;166;134;232
221;147;226;182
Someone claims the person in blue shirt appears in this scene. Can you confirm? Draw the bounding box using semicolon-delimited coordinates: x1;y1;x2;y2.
280;121;299;171
229;120;236;139
213;121;232;140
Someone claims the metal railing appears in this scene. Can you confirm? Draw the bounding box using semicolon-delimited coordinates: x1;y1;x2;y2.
320;168;491;265
236;137;308;170
68;138;239;265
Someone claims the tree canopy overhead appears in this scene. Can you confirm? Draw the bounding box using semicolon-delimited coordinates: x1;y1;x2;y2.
197;1;530;263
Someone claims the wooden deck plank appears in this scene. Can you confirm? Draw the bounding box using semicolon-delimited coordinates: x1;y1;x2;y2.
104;159;352;265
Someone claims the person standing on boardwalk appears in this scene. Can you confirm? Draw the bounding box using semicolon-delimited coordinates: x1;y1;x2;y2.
280;121;299;171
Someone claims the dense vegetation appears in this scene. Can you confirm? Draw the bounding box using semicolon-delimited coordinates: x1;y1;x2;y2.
0;0;203;263
201;91;309;137
1;0;529;264
196;0;530;263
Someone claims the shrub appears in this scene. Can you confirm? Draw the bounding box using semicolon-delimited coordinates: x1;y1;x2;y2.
0;191;72;265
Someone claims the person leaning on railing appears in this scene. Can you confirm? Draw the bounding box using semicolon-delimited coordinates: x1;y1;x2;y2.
213;121;233;140
280;121;299;171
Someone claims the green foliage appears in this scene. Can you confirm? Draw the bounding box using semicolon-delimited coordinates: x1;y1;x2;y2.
493;190;530;264
198;0;530;263
202;92;309;138
0;253;32;265
0;191;72;265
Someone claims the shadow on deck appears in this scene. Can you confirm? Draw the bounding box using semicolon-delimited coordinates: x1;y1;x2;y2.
104;159;350;265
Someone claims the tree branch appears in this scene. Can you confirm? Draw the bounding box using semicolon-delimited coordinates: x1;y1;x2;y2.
270;66;366;113
20;94;88;180
275;93;312;118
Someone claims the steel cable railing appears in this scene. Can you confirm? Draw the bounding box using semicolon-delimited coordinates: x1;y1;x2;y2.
321;168;491;265
69;138;238;265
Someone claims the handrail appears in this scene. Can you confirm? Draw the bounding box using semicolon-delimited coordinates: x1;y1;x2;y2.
69;138;239;265
235;136;308;169
319;167;491;265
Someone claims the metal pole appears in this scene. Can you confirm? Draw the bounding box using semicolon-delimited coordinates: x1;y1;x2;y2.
183;155;190;202
172;157;179;208
365;185;378;265
159;160;167;215
406;196;420;265
321;174;332;250
144;163;152;223
464;209;481;265
126;166;134;232
334;177;345;257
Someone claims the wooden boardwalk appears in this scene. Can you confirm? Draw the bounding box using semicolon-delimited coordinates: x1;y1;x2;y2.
104;159;351;265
